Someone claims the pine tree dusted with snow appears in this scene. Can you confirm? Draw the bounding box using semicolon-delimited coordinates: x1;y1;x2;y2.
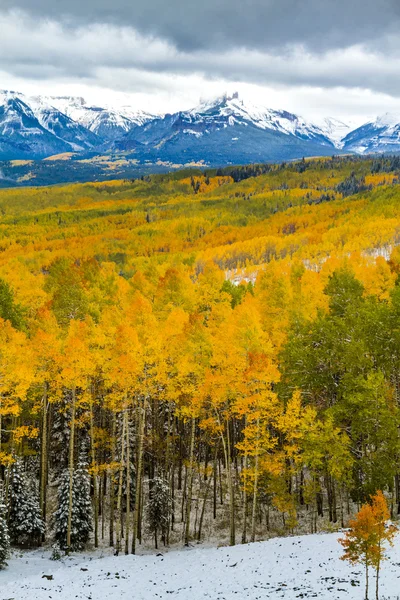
8;461;45;547
54;469;74;552
0;500;10;569
54;455;92;552
73;455;92;549
147;477;172;549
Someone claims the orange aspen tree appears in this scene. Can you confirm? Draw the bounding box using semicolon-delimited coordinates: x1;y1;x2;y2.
339;491;397;600
339;503;376;600
370;491;398;600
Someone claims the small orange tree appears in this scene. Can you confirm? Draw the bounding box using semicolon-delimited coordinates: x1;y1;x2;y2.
339;491;397;600
369;491;398;600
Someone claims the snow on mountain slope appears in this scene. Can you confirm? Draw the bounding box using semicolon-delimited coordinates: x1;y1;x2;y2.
46;96;155;141
0;90;100;155
182;93;335;146
315;117;355;148
342;112;400;154
28;95;101;150
1;532;400;600
0;90;73;158
114;93;343;165
0;90;45;137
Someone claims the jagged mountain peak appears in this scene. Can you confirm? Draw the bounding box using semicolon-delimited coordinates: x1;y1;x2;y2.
177;93;335;147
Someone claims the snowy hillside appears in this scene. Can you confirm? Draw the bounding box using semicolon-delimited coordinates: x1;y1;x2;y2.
1;532;400;599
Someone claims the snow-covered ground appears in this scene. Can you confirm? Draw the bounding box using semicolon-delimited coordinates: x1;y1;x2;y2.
1;532;400;600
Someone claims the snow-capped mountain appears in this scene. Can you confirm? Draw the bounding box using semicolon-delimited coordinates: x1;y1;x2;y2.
120;93;334;147
113;93;341;164
0;91;71;159
185;93;335;144
3;88;400;165
0;90;101;158
45;96;155;141
342;113;400;154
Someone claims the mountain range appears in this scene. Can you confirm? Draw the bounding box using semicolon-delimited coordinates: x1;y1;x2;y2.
1;90;400;165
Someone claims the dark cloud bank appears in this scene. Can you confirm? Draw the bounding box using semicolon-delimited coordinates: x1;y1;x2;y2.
1;0;399;52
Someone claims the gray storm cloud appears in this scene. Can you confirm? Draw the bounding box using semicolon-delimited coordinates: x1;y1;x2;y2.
0;0;400;52
1;0;400;119
1;10;400;95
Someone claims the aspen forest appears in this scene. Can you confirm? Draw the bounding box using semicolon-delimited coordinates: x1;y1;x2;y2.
2;154;400;558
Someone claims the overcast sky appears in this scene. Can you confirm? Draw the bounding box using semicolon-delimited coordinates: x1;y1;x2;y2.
1;0;400;124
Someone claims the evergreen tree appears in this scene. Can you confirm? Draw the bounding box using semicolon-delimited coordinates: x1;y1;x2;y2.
54;469;75;552
8;461;45;547
0;500;10;569
54;455;92;552
73;456;92;549
146;477;172;549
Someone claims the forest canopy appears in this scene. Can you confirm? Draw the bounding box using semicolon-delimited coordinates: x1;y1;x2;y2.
1;155;400;555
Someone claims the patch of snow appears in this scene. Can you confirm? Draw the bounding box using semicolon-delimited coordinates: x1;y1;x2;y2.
183;129;203;138
1;532;400;599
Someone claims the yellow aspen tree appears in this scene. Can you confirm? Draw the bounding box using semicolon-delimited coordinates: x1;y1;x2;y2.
58;320;93;554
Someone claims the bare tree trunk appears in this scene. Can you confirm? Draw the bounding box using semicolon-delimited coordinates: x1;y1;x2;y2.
132;396;145;555
241;417;248;544
66;385;76;554
124;410;130;555
184;417;196;546
213;447;217;519
109;413;116;547
115;413;126;556
40;382;48;529
217;414;235;546
227;419;235;546
250;432;260;543
89;384;99;548
197;470;212;541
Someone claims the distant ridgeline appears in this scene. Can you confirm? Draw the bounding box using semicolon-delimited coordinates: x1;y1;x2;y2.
2;155;400;555
2;151;400;189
